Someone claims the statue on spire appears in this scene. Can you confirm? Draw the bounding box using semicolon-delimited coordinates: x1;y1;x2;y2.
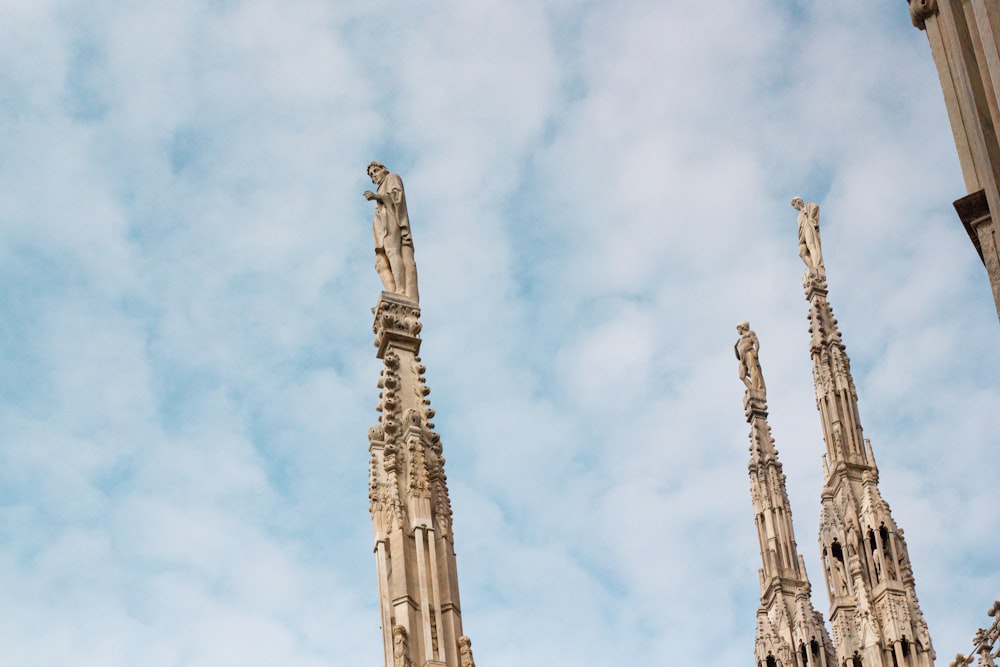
735;321;766;396
365;161;420;301
791;196;824;278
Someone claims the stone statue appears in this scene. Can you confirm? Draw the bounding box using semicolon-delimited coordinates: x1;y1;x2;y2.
833;554;849;595
392;625;412;667
365;161;419;301
791;197;824;275
458;636;476;667
735;321;766;394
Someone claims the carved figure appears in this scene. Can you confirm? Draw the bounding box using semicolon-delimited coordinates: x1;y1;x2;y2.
876;533;894;580
791;197;824;275
392;625;412;667
908;0;939;30
365;162;419;300
458;636;476;667
735;321;766;394
831;550;849;595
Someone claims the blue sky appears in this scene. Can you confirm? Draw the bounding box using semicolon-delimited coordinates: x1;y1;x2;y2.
1;1;998;664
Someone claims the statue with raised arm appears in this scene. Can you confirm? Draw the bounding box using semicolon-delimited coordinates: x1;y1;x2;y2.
735;321;766;395
365;161;419;301
791;196;824;276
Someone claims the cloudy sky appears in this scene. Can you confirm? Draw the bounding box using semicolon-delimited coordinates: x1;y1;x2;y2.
1;0;998;664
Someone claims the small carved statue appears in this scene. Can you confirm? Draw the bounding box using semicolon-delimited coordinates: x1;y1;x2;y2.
365;162;420;301
791;197;825;276
735;321;766;394
908;0;939;30
392;625;413;667
458;636;476;667
833;556;849;595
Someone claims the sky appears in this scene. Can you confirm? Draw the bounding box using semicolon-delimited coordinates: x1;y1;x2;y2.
0;0;998;665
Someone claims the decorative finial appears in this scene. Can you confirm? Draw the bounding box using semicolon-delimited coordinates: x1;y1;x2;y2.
365;162;420;301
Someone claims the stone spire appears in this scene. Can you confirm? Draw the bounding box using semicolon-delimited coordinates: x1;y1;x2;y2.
365;162;472;667
368;291;473;667
738;323;835;667
800;214;935;667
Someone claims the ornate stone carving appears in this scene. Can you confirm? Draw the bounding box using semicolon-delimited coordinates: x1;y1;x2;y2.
392;625;413;667
365;162;419;301
371;435;406;532
368;453;381;515
458;636;476;667
374;297;423;356
429;614;440;657
406;435;430;497
370;347;408;534
374;453;402;527
403;407;423;428
908;0;939;30
428;440;454;539
384;350;401;370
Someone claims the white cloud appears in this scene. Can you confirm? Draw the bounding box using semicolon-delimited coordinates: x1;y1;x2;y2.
0;0;996;665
